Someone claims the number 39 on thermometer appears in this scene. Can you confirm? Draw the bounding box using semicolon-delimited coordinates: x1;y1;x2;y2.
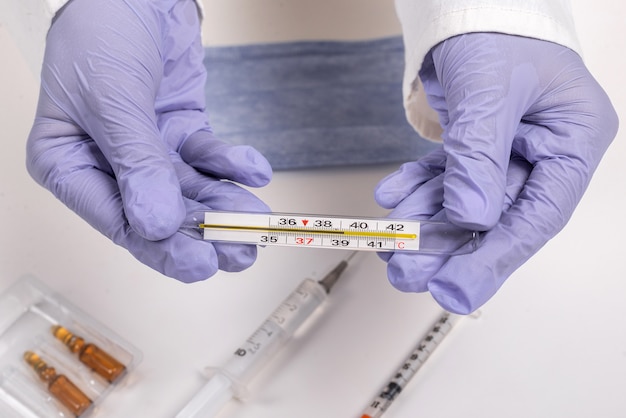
187;211;479;255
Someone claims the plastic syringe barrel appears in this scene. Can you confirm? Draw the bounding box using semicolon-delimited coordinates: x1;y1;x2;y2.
224;278;327;384
176;278;327;418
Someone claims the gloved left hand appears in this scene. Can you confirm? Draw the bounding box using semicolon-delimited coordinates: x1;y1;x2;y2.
26;0;272;281
375;33;618;314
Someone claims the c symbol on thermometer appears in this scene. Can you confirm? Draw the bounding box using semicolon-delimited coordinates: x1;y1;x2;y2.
397;242;405;249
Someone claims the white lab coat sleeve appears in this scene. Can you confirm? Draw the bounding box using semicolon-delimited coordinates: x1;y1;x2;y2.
394;0;581;141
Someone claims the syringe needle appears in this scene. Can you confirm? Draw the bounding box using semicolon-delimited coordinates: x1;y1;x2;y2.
318;251;359;294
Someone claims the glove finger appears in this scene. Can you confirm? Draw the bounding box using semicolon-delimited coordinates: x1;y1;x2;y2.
382;174;451;290
383;174;445;220
376;166;446;263
386;156;532;297
174;154;271;213
427;126;611;314
174;157;271;272
503;156;532;211
128;196;220;282
374;147;446;208
179;131;272;187
428;34;541;230
426;161;557;314
385;208;448;292
27;135;219;281
39;0;185;240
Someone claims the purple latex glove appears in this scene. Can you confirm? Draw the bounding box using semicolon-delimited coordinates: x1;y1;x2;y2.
375;33;618;314
26;0;272;281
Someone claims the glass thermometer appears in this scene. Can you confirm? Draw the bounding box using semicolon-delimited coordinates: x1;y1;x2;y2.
184;211;479;255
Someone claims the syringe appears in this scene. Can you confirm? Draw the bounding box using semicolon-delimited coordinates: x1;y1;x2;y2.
176;252;359;418
360;311;461;418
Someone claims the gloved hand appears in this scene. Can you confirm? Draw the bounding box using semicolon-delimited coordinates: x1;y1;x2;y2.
26;0;272;281
375;33;618;314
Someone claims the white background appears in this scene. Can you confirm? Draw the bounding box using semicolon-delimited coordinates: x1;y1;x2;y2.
1;1;625;417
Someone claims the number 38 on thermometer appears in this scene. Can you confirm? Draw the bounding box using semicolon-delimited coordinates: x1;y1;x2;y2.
186;211;479;255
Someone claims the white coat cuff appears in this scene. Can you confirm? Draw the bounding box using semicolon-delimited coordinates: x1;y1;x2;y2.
395;0;581;141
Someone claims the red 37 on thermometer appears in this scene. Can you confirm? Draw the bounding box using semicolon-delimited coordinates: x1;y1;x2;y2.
185;211;479;255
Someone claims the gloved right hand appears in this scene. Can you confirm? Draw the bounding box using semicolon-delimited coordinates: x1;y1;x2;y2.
26;0;272;281
375;33;618;314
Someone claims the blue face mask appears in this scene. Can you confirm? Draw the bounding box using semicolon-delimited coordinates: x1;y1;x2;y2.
203;36;437;170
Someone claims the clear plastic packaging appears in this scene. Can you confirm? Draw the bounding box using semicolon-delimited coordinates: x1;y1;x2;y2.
0;276;142;417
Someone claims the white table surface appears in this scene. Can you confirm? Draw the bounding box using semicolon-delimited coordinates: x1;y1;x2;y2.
1;2;625;417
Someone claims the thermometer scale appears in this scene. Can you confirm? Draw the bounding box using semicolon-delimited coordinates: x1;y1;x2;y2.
187;211;479;254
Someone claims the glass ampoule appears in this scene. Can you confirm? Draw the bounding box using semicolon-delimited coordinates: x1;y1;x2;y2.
23;351;93;417
51;325;126;384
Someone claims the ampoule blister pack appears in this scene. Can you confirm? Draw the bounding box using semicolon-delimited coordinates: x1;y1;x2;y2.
0;276;142;417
